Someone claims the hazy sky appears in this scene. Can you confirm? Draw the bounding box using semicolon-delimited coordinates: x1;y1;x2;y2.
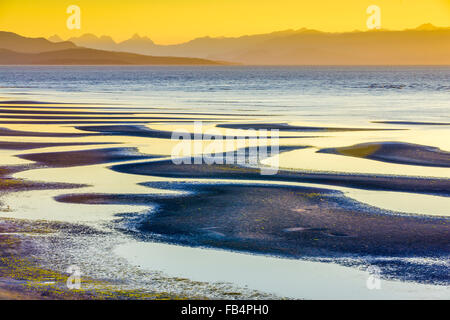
1;0;449;44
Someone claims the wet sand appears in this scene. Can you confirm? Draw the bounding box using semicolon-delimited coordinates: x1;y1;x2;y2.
0;141;113;150
0;218;215;300
0;115;227;121
19;147;157;167
0;164;84;193
372;121;450;126
111;158;450;196
56;182;450;284
318;142;450;168
216;123;399;132
0;127;98;137
76;125;307;139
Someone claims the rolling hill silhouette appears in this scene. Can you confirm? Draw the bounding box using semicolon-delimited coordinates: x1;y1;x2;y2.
0;31;76;53
0;32;223;65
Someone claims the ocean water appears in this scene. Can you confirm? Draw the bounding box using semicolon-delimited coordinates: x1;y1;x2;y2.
0;66;449;123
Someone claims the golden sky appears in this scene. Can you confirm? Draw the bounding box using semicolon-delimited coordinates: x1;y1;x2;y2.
0;0;449;44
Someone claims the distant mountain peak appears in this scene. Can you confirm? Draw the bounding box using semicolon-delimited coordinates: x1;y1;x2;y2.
121;33;154;45
77;33;98;40
67;33;117;50
99;35;115;41
294;27;321;34
415;23;438;31
48;34;63;43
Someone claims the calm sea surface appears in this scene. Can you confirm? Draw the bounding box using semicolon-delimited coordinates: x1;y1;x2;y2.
0;66;449;123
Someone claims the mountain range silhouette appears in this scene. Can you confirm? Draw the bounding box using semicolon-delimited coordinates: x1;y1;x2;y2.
1;24;449;65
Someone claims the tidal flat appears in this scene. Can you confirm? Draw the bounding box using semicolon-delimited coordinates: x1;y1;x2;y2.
0;66;449;299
